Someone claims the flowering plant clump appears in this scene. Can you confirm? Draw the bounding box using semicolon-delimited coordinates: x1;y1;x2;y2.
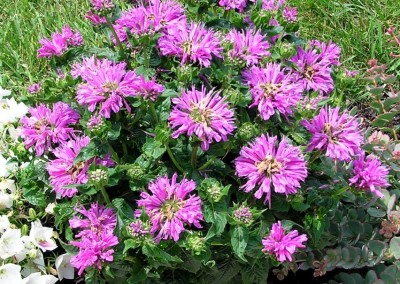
1;0;399;283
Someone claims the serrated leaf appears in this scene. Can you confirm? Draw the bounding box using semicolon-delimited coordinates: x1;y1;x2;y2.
231;226;249;262
390;237;400;259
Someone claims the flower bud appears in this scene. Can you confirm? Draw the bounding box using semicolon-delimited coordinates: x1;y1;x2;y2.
28;208;37;219
237;122;257;141
89;169;107;183
185;232;206;255
127;164;144;180
233;205;253;226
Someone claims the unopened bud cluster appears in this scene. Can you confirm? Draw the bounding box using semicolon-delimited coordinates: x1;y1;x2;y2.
90;169;107;183
127;164;144;180
233;205;253;225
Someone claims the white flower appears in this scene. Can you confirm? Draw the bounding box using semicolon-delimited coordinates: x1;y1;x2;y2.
15;236;35;263
21;249;45;277
0;191;13;210
29;221;57;252
0;97;28;125
0;178;16;193
0;228;25;259
0;87;11;99
0;155;10;177
55;253;74;280
22;272;57;284
45;203;56;215
0;263;23;283
0;215;10;233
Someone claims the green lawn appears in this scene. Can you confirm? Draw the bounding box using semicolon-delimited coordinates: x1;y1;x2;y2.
1;0;399;103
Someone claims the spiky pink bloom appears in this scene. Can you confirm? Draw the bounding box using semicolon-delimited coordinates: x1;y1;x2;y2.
132;75;164;101
169;86;236;151
242;63;303;121
262;221;307;262
218;0;254;12
69;203;117;276
291;41;340;94
38;25;83;58
47;136;91;198
137;173;203;243
158;22;223;67
113;0;186;42
349;153;390;198
235;135;308;206
262;0;285;11
301;106;363;161
226;29;270;65
27;83;41;94
70;203;117;237
74;57;138;118
85;11;107;26
283;6;297;22
130;220;149;238
20;102;80;156
90;0;114;10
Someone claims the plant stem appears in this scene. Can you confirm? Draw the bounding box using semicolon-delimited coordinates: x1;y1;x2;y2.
149;102;158;124
100;186;111;206
107;19;125;59
166;144;185;173
191;144;199;168
198;158;214;171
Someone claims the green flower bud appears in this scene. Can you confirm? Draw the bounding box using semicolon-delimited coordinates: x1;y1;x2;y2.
185;232;206;256
28;208;37;219
89;169;108;183
127;164;145;180
21;224;29;236
237;122;257;141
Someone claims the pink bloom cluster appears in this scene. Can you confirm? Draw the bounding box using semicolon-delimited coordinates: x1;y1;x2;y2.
235;135;308;206
27;83;41;94
38;25;83;58
243;63;303;121
169;86;236;151
113;0;186;42
226;28;270;65
90;0;114;10
262;221;307;262
262;0;286;11
349;153;390;198
20;102;80;156
290;41;340;94
218;0;255;12
302;106;363;161
69;203;118;276
158;22;222;67
137;173;203;243
130;220;149;238
46;136;114;198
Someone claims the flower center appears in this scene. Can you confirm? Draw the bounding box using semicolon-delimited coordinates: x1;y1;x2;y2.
260;83;280;98
102;82;118;94
190;105;213;124
256;155;282;176
323;123;336;142
182;41;192;54
304;65;315;80
67;161;86;182
160;199;184;221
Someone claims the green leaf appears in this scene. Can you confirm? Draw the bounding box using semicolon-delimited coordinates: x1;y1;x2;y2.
241;261;269;284
390;237;400;259
112;198;134;220
142;138;166;159
142;243;182;264
108;122;121;140
367;207;386;218
231;226;249;262
205;210;227;240
123;239;140;254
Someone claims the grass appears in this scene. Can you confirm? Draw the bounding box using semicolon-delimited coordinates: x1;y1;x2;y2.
293;0;400;71
0;0;399;103
0;0;94;91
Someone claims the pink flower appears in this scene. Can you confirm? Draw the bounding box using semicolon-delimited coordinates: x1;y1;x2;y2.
226;28;270;65
169;86;236;151
301;106;363;161
85;11;107;25
235;135;308;206
262;0;285;11
218;0;249;12
242;63;303;121
27;83;41;94
20;102;80;156
158;22;222;67
349;153;390;198
46;136;91;198
131;75;165;101
283;6;297;22
113;0;186;42
137;173;203;243
69;203;118;276
38;25;83;58
90;0;114;10
262;221;307;262
74;57;138;118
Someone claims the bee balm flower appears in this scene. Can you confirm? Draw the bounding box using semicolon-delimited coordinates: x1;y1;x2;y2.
137;173;203;243
235;134;308;206
169;86;236;151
